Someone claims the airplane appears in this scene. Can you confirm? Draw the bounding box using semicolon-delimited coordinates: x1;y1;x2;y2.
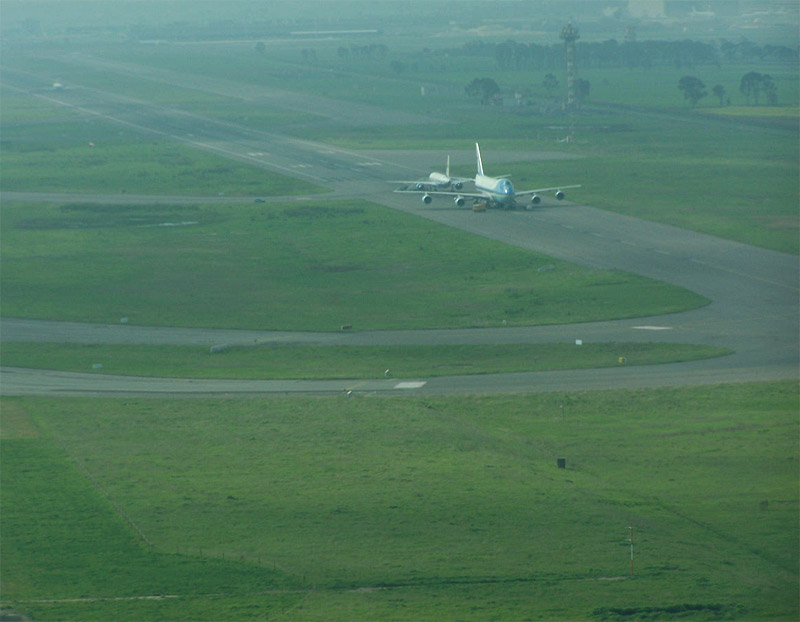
394;143;580;210
388;155;472;191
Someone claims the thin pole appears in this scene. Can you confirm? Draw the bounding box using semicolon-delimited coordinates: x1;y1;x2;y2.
629;525;634;578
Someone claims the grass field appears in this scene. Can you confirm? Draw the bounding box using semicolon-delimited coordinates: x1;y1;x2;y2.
0;342;731;379
0;199;708;330
2;381;797;620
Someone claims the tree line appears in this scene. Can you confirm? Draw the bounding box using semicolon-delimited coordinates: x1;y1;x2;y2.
451;38;798;71
679;71;779;107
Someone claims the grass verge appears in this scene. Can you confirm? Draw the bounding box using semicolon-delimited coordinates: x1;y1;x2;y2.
1;199;708;330
0;342;732;379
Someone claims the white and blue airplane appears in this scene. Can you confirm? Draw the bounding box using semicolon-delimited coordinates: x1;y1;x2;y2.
389;155;471;192
394;143;580;210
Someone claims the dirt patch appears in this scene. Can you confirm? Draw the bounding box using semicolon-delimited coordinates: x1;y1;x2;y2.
0;401;41;440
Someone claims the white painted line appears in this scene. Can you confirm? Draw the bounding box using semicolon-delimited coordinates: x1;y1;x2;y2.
394;381;427;389
632;326;673;331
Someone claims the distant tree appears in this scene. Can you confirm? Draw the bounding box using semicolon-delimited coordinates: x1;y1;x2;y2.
542;73;559;95
465;77;501;105
390;60;406;75
301;48;317;64
575;78;591;103
712;84;727;106
370;43;388;60
761;74;777;105
678;75;706;106
255;41;265;55
739;71;777;106
740;71;762;105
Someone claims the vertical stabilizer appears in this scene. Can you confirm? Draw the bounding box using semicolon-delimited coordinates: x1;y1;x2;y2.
446;155;450;178
475;143;484;176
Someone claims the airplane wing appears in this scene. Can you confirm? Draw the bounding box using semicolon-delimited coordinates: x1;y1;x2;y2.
393;189;485;199
515;184;581;197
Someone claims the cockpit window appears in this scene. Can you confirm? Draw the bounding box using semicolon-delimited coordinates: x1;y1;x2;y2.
500;179;514;194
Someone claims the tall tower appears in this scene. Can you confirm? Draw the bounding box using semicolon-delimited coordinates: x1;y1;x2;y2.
560;22;580;108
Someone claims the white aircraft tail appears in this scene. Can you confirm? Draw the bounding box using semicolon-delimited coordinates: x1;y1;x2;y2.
446;155;450;178
475;143;484;176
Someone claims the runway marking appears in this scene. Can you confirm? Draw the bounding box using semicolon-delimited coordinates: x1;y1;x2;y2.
633;326;673;331
394;381;427;389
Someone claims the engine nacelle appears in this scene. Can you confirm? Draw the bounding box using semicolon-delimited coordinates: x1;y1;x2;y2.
415;183;425;191
454;196;465;207
422;194;433;204
555;190;565;201
530;194;541;205
453;181;463;190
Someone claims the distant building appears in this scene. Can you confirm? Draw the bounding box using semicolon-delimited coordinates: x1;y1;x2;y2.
628;0;666;18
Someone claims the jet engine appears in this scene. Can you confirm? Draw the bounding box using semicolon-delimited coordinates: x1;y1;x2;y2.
530;194;541;205
555;190;565;200
453;181;463;190
415;183;425;191
454;196;465;207
422;194;433;204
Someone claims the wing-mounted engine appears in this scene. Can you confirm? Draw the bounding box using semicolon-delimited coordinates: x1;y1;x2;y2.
421;194;433;204
454;196;465;207
453;181;463;190
530;194;541;205
555;190;565;200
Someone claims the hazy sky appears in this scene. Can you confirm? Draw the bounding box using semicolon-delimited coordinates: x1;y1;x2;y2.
2;1;796;39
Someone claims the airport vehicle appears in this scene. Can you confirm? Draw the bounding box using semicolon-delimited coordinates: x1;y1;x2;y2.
394;143;580;210
389;155;472;191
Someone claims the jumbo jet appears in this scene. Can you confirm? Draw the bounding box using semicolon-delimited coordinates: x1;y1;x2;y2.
394;143;580;210
389;155;471;191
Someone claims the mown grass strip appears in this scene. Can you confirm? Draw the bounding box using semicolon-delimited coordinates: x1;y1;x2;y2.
0;200;708;330
0;342;731;379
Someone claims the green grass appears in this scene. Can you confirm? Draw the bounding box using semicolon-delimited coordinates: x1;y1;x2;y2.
0;342;731;379
1;402;307;621
0;199;708;330
705;106;800;119
2;381;797;620
0;127;323;197
513;152;799;254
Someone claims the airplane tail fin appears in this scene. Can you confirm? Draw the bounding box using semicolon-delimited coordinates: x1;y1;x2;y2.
446;155;450;178
475;143;484;176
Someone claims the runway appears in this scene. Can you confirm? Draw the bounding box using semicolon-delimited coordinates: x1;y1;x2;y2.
1;53;797;396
